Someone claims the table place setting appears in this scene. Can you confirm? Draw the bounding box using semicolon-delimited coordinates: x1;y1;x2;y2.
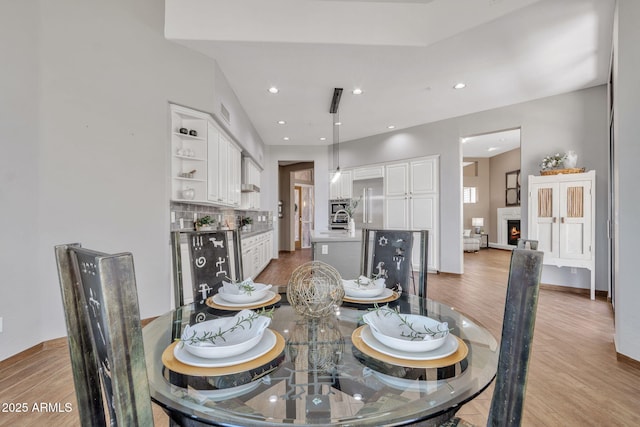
206;277;282;310
352;306;468;373
341;275;400;304
162;309;285;377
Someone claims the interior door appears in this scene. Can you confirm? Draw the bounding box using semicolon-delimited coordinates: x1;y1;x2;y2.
294;186;301;249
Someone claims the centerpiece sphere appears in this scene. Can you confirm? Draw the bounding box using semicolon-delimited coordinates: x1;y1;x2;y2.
287;261;344;318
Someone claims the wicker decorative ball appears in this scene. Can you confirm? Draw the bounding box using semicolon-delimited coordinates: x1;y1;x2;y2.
287;261;344;318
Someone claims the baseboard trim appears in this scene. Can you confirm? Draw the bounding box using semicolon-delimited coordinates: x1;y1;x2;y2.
1;316;159;367
616;352;640;369
539;283;607;299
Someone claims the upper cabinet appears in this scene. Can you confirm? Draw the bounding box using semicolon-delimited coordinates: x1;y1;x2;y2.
241;157;262;210
329;169;352;200
384;156;439;272
170;105;209;203
528;170;595;299
170;104;242;208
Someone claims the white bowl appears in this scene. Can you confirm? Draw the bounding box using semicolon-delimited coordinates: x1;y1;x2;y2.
362;307;449;353
342;276;386;298
218;280;273;304
181;309;271;359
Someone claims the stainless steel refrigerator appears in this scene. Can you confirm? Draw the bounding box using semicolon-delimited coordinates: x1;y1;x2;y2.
352;178;384;229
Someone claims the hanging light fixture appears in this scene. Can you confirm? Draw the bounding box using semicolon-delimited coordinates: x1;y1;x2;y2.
330;88;343;184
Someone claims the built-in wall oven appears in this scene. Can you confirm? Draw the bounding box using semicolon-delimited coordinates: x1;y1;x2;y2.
329;199;351;229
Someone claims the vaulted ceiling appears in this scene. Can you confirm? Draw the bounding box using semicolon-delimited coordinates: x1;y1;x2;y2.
165;0;615;146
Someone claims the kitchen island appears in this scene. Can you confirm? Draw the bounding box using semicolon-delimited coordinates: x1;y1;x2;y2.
310;229;362;279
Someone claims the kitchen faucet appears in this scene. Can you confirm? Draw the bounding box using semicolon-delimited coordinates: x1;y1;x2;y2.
333;209;351;223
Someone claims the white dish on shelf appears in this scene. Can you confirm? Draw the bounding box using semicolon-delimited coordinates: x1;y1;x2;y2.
175;329;277;368
212;290;276;307
360;324;458;361
343;288;394;302
181;310;271;359
363;308;449;352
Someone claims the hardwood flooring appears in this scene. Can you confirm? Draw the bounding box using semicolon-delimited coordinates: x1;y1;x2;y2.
1;248;639;426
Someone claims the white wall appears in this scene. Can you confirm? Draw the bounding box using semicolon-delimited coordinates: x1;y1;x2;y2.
0;0;41;360
0;0;263;360
613;0;640;361
335;86;608;278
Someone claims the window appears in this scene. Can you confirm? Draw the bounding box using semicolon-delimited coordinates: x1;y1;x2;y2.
463;187;477;204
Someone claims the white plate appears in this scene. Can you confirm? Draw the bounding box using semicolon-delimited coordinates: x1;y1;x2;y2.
212;290;276;307
174;329;277;367
187;380;262;402
360;325;459;361
344;288;394;302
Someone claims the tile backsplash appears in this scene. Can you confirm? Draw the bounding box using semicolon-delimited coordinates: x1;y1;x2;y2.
170;201;273;232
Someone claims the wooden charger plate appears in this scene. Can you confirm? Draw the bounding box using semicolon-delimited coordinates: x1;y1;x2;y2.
351;325;468;369
206;293;282;311
343;290;400;304
162;330;285;377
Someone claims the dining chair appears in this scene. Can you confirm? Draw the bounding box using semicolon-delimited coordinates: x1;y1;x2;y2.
170;229;243;308
54;243;154;427
360;229;429;298
438;247;544;427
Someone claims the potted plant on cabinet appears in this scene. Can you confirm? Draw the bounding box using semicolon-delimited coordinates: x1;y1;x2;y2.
240;216;253;232
195;215;216;231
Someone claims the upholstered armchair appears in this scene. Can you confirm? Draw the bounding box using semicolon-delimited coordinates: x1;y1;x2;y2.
463;229;481;252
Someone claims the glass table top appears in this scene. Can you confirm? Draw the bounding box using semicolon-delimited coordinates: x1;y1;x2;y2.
143;293;498;426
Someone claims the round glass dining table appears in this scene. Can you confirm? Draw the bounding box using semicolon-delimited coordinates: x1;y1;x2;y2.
143;292;499;426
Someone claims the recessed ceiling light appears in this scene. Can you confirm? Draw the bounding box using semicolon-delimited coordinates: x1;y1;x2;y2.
268;86;279;94
387;125;396;129
277;120;286;125
352;88;363;95
453;82;466;89
320;137;327;141
334;122;342;126
461;137;468;143
283;137;290;141
488;147;498;152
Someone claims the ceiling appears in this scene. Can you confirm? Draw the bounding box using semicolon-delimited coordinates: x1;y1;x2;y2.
165;0;615;147
462;128;521;158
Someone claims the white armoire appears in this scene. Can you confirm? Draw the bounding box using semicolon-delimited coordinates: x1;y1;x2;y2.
527;170;596;299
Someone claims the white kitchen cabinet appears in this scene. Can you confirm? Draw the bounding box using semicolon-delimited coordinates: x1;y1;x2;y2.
208;123;242;207
170;105;208;203
353;165;384;180
241;230;273;280
528;171;595;299
384;156;439;272
241;157;262;210
329;169;352;200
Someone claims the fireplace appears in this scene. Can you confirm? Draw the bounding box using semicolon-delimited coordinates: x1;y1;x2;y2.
508;220;521;246
497;207;521;248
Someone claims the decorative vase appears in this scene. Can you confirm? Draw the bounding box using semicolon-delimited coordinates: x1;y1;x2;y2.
564;151;578;168
287;261;344;318
181;188;195;200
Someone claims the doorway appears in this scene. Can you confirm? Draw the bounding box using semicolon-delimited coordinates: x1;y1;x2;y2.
278;162;315;252
461;128;521;250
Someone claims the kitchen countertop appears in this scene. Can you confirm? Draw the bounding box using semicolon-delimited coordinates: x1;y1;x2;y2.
240;228;273;238
310;229;363;243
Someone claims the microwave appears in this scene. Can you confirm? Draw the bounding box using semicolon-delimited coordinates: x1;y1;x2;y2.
329;199;351;228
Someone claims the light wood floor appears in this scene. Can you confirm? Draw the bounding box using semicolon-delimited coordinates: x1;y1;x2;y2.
1;249;639;426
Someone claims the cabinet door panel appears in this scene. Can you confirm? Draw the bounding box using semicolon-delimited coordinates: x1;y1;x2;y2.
410;196;435;229
384;196;408;229
207;123;221;202
385;163;408;196
559;180;591;260
410;158;437;194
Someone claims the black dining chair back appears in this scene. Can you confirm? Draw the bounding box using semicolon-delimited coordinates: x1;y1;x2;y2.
170;229;243;308
360;229;429;298
54;243;153;427
438;247;544;427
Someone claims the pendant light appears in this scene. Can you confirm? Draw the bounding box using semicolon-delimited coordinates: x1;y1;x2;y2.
330;88;343;184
